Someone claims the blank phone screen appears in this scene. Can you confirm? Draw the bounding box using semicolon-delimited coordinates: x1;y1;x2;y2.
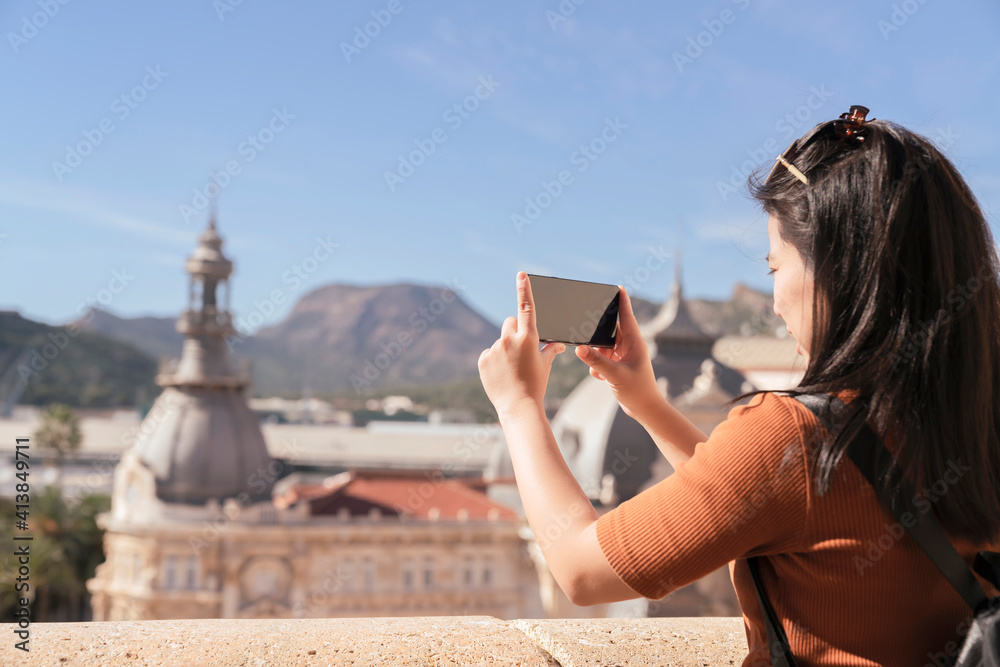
527;274;620;348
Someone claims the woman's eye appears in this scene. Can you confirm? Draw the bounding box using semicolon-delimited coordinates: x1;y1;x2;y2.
767;267;776;276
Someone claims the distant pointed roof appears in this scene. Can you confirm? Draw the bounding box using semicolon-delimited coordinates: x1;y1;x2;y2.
186;215;232;278
639;251;715;345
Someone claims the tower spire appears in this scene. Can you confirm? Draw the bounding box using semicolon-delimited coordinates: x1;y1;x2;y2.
209;197;217;231
674;245;683;300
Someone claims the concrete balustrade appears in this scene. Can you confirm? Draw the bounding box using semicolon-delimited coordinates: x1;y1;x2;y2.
6;616;749;666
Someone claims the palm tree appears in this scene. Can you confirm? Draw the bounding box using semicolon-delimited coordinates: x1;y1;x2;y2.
0;488;110;621
34;403;82;487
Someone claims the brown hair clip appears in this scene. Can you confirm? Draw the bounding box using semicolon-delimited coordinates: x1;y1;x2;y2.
832;105;875;144
768;104;876;184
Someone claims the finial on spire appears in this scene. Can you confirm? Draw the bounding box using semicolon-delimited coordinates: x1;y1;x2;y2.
208;197;218;231
673;244;683;300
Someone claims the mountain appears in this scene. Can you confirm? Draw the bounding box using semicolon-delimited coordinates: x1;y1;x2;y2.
69;280;776;401
241;282;501;395
623;282;775;337
686;282;779;337
0;310;157;408
81;309;184;362
74;282;502;397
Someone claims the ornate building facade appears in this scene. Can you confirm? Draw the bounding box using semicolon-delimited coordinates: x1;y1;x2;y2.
87;219;541;621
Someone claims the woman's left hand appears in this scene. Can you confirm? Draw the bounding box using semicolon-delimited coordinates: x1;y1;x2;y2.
478;272;566;418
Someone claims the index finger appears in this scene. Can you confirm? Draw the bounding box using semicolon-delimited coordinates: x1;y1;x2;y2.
516;271;536;336
617;285;641;337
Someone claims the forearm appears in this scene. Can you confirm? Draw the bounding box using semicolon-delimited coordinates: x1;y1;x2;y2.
497;398;598;593
629;394;709;468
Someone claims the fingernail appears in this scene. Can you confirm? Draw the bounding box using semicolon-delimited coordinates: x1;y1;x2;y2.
579;346;590;358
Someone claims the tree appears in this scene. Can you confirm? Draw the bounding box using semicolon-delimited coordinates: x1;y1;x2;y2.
0;489;110;621
34;403;82;486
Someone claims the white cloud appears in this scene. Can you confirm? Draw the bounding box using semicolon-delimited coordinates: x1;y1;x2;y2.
0;179;190;244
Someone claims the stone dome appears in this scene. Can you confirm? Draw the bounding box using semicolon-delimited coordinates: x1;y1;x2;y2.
129;217;277;505
132;387;275;504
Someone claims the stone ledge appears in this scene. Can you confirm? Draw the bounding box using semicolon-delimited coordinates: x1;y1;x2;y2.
510;617;747;666
4;616;748;666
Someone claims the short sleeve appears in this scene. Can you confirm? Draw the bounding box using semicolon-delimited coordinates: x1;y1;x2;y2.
595;392;811;600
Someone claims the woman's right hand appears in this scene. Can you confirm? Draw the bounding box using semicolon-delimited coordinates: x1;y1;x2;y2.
576;286;665;422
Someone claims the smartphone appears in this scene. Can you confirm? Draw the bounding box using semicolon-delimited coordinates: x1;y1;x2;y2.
527;274;620;348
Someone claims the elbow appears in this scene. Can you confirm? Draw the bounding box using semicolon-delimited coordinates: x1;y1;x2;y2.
561;570;600;607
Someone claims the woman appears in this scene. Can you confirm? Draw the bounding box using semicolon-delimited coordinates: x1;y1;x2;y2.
477;106;1000;665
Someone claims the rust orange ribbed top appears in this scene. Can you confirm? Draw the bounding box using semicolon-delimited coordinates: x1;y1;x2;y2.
596;391;1000;666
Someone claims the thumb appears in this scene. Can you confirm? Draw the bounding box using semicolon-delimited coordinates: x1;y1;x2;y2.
541;342;566;366
577;345;612;372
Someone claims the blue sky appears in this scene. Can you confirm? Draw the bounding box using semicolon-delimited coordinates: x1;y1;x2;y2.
3;0;999;332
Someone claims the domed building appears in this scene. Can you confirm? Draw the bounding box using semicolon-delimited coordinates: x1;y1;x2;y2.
132;218;276;504
88;217;542;622
550;258;754;507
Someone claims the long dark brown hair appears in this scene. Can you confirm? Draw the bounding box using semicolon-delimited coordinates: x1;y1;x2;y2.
736;115;1000;544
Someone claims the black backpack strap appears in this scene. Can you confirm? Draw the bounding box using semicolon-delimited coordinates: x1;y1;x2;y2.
792;393;992;613
747;556;798;667
974;552;1000;591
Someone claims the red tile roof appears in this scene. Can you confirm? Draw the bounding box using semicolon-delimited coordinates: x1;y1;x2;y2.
274;470;519;521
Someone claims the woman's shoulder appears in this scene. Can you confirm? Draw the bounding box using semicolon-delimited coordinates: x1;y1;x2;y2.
730;389;860;438
692;390;816;473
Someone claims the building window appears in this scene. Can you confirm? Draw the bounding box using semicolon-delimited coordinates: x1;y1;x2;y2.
423;559;434;589
463;557;474;587
185;557;198;590
402;558;414;591
363;557;376;592
341;558;355;593
163;555;176;590
483;558;493;588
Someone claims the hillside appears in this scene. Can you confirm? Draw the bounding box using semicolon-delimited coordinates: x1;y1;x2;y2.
0;310;157;408
61;280;775;407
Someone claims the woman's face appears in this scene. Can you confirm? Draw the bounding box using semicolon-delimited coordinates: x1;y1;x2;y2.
767;214;814;359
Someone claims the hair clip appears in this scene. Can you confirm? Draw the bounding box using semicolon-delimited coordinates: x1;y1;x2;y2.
768;104;876;185
832;105;875;144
